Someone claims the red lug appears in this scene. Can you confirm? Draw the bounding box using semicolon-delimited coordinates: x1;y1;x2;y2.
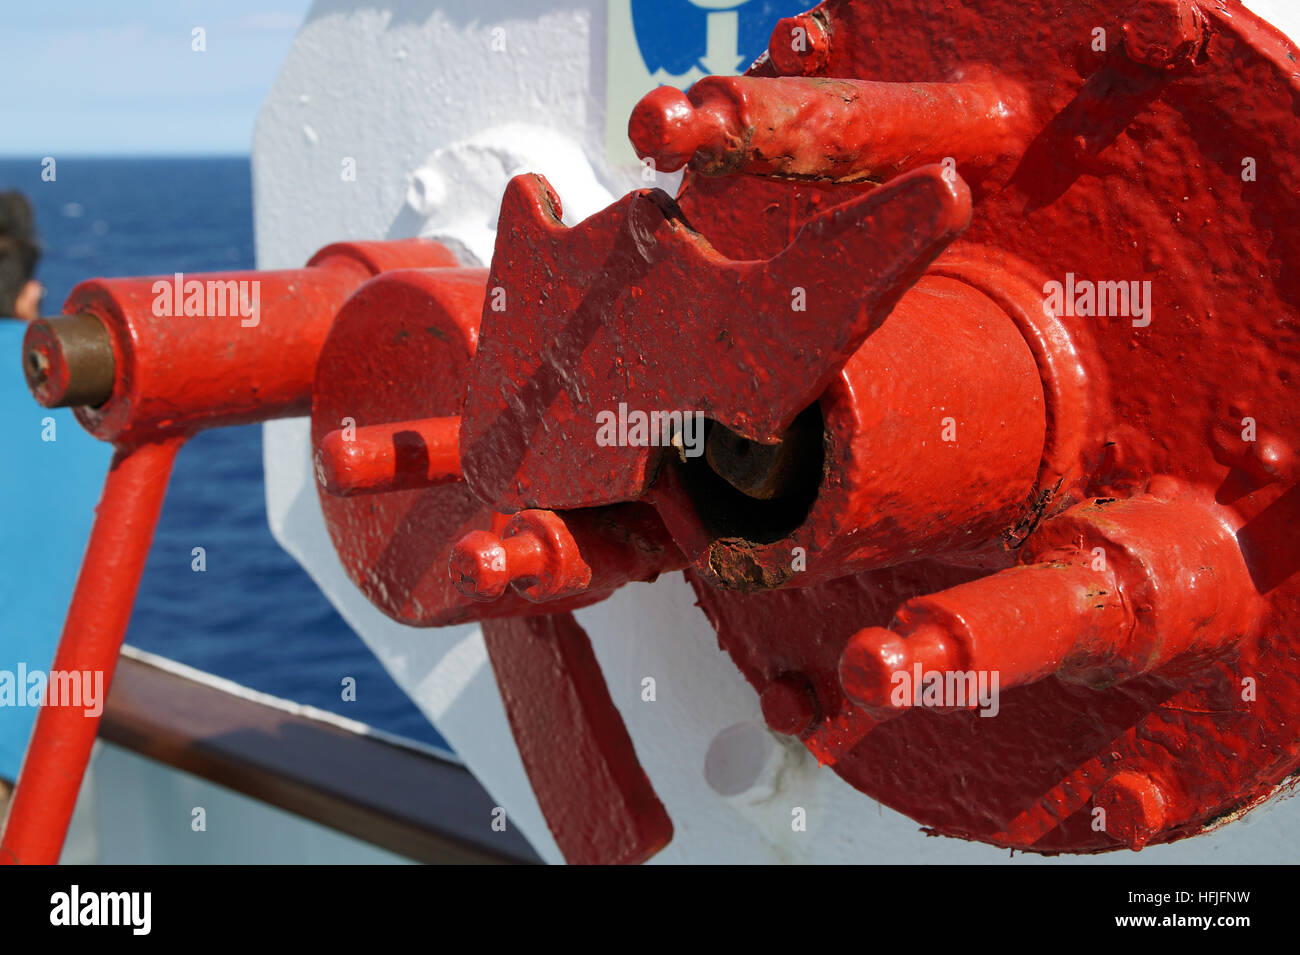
316;415;463;496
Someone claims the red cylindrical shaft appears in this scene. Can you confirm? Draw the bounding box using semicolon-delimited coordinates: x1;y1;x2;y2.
53;239;455;443
839;562;1128;714
0;437;182;864
839;491;1262;714
673;273;1048;592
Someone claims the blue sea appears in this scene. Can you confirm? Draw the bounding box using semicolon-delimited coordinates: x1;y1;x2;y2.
0;157;445;749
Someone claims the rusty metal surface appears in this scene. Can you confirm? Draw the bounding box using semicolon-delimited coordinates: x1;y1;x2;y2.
22;313;115;409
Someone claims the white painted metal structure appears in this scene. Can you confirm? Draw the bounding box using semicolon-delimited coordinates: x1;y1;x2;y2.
255;0;1300;864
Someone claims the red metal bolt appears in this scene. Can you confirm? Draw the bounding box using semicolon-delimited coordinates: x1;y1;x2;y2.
839;623;960;713
627;85;724;173
1122;0;1207;71
760;673;820;736
449;509;591;603
1094;771;1168;849
1208;419;1296;486
449;529;545;601
767;13;830;77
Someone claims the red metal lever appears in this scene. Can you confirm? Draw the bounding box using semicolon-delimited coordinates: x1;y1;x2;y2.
1;239;455;864
482;612;672;865
0;437;181;865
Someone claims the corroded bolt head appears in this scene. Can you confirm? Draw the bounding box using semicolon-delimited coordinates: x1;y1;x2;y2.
760;673;820;737
1095;770;1167;849
768;13;831;77
449;529;514;601
1122;0;1207;70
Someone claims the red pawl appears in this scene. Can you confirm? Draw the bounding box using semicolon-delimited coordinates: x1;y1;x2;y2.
458;166;971;513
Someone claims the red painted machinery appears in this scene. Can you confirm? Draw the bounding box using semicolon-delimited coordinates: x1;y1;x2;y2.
2;239;457;864
6;0;1299;865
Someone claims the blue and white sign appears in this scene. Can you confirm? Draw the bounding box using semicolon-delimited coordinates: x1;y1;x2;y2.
605;0;812;164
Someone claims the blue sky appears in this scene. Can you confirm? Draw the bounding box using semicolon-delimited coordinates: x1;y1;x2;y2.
0;1;313;156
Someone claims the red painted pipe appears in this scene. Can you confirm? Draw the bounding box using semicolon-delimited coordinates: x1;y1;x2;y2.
21;239;455;441
0;436;182;865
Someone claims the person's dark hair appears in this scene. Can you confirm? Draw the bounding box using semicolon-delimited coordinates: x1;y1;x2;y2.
0;192;41;316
